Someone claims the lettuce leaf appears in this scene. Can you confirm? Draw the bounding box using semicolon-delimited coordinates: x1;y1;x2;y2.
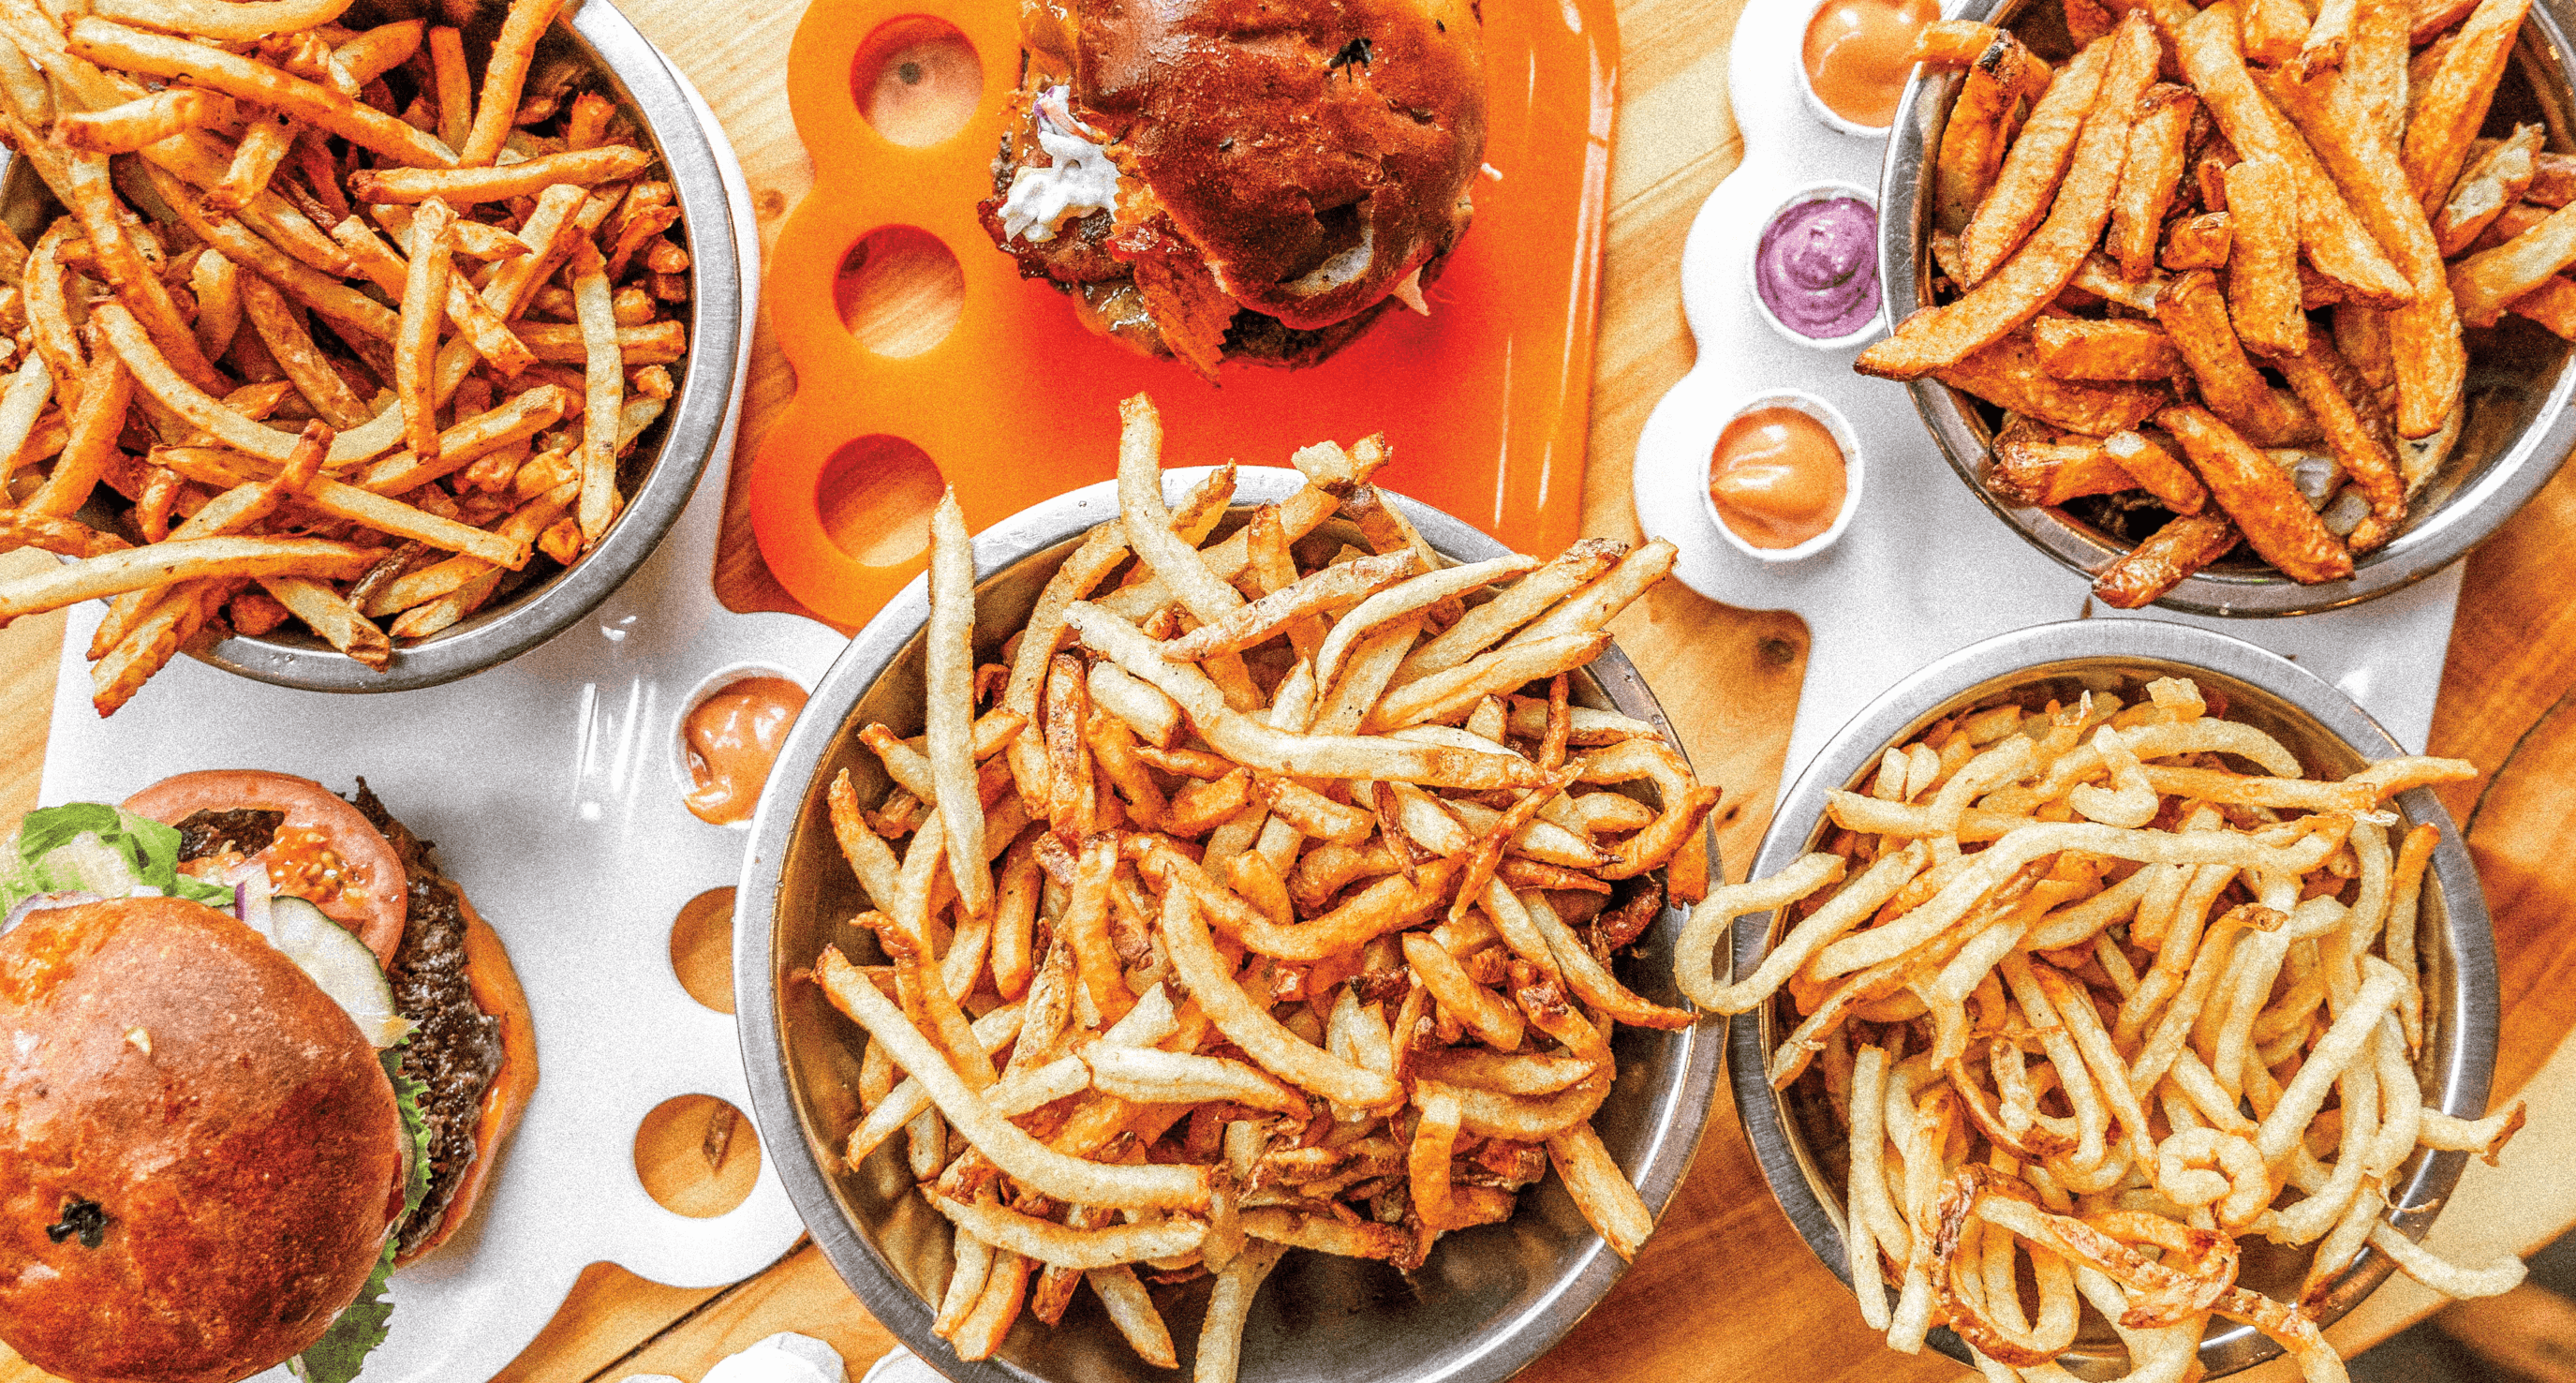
290;1046;431;1383
0;804;234;912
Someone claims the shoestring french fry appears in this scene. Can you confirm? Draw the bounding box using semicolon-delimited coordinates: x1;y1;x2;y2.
1882;0;2547;603
0;0;691;710
1684;676;2525;1381
810;396;1717;1376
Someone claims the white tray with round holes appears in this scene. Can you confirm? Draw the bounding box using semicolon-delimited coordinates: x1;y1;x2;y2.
1631;0;2465;793
33;52;851;1383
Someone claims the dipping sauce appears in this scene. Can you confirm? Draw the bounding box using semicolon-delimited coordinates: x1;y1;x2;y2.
683;678;808;825
1710;407;1848;550
1803;0;1943;128
1755;196;1880;341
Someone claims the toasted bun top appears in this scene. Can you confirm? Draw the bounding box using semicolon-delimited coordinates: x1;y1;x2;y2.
1060;0;1486;329
0;897;403;1383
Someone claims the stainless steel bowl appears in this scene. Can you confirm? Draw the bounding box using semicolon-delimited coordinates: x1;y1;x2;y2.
736;468;1725;1383
1878;0;2576;617
12;0;743;691
1726;618;2499;1378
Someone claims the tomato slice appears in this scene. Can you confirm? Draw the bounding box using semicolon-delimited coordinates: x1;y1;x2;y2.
124;770;408;969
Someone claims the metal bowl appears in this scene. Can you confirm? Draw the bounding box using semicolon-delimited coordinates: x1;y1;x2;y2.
1877;0;2576;617
736;468;1725;1383
11;0;743;691
1727;618;2499;1378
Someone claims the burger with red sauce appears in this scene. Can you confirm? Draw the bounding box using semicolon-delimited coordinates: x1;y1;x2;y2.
0;770;536;1383
977;0;1488;376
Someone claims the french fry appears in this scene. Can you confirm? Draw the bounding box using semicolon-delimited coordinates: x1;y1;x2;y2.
24;345;133;518
0;535;381;619
2173;7;2413;305
258;573;390;668
238;271;373;430
91;0;357;41
2108;85;2198;282
2159;405;2352;584
2278;342;2407;549
1959;43;2110;286
2028;318;2183;380
2222;156;2305;357
1932;30;2042;236
55;86;234;154
2154;271;2316;446
2434;124;2541;256
2261;63;2466;438
351;144;654;204
394;197;456;461
332;215;535;378
2399;0;2533;211
56;147;226;394
459;0;560;166
1937;333;2168;436
1856;14;2162;379
67;18;457;168
2161;211;2233;271
927;491;993;916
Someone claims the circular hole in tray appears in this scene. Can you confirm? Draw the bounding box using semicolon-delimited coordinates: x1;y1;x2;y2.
853;16;984;147
836;226;964;358
671;886;737;1015
635;1093;762;1218
817;434;945;569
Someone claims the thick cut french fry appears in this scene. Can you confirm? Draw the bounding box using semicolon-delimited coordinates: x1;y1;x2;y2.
1857;15;2162;379
2261;64;2466;438
2223;156;2305;357
2109;86;2198;282
1960;44;2111;286
2029;318;2183;380
2158;405;2353;584
2154;271;2317;446
1938;333;2169;435
2400;0;2533;212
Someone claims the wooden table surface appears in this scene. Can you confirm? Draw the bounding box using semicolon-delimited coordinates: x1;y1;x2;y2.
9;0;2576;1379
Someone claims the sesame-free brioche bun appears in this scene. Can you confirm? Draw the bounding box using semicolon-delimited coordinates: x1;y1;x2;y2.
0;897;405;1383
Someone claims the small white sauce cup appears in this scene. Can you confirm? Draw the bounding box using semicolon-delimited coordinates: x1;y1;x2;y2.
1747;182;1885;351
671;662;812;831
1798;0;1900;139
1699;389;1866;564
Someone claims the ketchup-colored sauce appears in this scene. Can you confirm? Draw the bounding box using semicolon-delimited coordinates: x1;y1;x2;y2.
1804;0;1943;129
1710;408;1848;550
684;678;808;825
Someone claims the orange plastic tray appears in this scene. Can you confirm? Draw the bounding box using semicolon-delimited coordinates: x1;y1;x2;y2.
750;0;1620;627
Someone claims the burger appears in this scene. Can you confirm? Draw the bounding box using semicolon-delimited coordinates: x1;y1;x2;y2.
976;0;1488;377
0;771;537;1383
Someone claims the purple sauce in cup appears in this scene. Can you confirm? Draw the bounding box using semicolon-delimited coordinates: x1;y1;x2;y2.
1755;196;1879;341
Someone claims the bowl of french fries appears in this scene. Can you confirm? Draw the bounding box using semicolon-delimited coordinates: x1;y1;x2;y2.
1693;617;2524;1379
0;0;740;708
737;396;1725;1383
1869;0;2576;617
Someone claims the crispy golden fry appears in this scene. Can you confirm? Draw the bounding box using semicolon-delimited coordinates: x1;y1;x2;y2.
355;145;654;206
2278;342;2407;550
2448;199;2576;327
237;271;371;431
2400;0;2533;211
1960;43;2110;286
1986;428;2138;508
0;507;126;558
91;0;354;39
570;238;624;544
1932;27;2050;235
2108;85;2198;282
2434;124;2541;256
2261;64;2466;439
2028;318;2183;380
2249;0;2315;64
2154;270;2316;446
2101;430;2208;514
1938;333;2168;436
258;574;390;668
2161;211;2233;271
2159;404;2353;584
460;0;558;166
55;86;234;154
0;535;381;620
2222;156;2305;357
2175;7;2414;305
67;18;455;167
1858;14;2161;379
332;214;535;377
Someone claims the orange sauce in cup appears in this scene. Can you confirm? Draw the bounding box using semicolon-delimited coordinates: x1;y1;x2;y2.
683;678;808;825
1710;408;1848;550
1803;0;1943;129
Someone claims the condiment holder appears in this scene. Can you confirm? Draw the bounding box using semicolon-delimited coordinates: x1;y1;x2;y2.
1700;389;1865;561
671;662;816;832
1746;182;1883;349
1796;0;1904;138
